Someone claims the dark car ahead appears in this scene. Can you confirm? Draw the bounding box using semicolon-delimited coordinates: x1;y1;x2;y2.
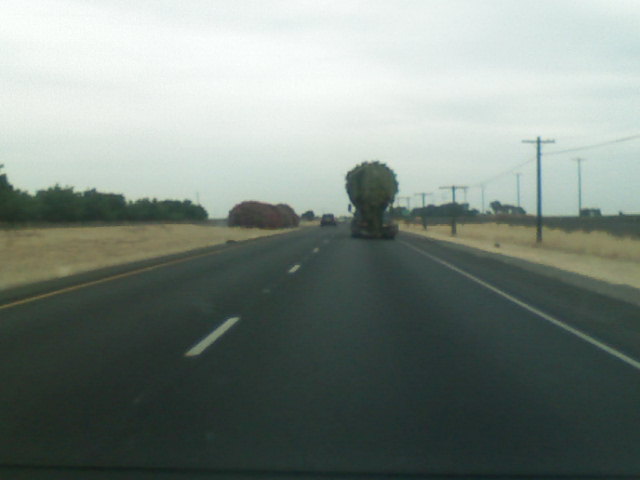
320;214;337;226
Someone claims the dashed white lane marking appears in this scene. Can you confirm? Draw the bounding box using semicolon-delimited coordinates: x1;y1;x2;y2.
400;240;640;373
288;264;301;274
312;247;320;254
184;316;240;357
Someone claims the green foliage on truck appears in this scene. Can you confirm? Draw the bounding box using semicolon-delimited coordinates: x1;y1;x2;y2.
346;161;399;239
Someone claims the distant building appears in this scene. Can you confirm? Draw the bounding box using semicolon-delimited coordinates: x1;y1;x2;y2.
580;208;602;217
490;201;526;215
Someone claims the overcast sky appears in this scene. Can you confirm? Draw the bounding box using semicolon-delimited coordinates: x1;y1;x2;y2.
2;0;639;217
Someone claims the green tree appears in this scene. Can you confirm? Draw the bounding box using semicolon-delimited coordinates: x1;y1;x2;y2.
0;166;40;222
36;185;83;222
301;210;315;221
0;164;208;223
81;189;127;221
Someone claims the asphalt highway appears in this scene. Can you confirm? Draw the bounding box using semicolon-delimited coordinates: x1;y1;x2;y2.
1;224;640;479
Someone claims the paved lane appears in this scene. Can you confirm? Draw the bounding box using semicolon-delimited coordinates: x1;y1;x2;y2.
1;225;639;477
0;227;339;465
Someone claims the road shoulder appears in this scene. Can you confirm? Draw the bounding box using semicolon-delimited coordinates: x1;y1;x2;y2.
400;229;640;309
0;229;304;307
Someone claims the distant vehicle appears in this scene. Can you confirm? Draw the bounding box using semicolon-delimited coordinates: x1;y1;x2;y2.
320;214;337;226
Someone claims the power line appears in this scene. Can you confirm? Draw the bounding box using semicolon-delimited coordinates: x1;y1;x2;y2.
471;158;534;188
470;132;640;189
546;134;640;156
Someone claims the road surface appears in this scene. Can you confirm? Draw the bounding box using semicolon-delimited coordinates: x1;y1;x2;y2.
1;225;639;478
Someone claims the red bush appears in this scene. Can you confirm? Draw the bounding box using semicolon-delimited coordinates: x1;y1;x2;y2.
276;204;300;227
228;201;299;229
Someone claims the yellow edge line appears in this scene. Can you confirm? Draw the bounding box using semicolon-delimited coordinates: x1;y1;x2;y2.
0;248;227;311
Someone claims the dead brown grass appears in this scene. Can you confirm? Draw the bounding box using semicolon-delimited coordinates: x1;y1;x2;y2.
401;223;640;289
0;224;294;290
299;219;321;227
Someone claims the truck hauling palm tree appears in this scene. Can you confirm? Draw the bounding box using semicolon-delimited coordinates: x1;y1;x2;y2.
346;161;399;239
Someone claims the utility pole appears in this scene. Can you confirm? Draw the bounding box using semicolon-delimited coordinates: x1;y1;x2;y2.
515;173;521;208
439;185;467;235
196;192;201;206
439;185;467;204
398;196;411;211
415;192;432;230
522;136;555;243
461;187;469;204
415;192;432;208
573;158;585;216
480;184;486;214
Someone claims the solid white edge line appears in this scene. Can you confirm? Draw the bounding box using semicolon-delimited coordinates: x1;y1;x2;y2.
288;264;301;274
185;316;241;357
400;240;640;372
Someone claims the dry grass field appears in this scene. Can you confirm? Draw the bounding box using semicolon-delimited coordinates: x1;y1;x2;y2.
4;220;637;293
402;222;640;290
0;224;298;290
